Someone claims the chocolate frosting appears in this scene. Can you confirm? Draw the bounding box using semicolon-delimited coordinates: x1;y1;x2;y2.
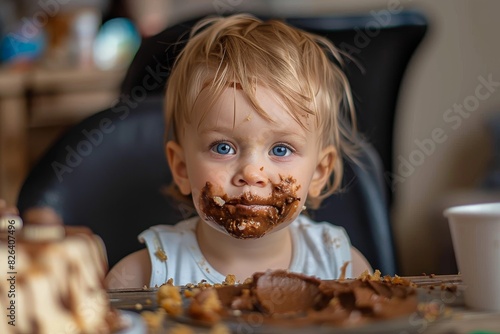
188;270;419;328
252;270;328;315
199;176;301;238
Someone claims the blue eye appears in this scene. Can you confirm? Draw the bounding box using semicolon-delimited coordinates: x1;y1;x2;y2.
270;145;292;157
212;142;235;155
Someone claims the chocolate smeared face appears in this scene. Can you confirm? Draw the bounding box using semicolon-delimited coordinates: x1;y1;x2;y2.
200;176;301;238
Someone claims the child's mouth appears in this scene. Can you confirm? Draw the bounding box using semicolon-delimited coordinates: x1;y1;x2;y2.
199;176;301;238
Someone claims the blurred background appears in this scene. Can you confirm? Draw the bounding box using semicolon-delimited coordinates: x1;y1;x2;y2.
0;0;499;276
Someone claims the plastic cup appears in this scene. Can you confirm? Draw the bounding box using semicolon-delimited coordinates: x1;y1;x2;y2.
444;202;500;311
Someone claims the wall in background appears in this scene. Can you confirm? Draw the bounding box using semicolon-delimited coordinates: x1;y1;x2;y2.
390;0;500;275
315;0;500;275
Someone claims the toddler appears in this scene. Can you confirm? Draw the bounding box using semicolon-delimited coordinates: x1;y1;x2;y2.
106;14;371;289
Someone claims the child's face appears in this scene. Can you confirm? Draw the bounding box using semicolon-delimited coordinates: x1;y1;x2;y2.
168;85;334;239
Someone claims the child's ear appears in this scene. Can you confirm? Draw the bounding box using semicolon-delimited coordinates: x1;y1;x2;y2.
166;141;191;195
308;145;337;198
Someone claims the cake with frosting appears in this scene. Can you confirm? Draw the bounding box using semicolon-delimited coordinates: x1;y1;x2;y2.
180;269;419;329
0;207;122;334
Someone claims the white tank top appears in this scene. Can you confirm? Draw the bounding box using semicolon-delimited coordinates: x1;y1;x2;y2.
139;215;353;287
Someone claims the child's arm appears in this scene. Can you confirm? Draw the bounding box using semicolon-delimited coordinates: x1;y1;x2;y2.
350;246;373;277
105;249;152;289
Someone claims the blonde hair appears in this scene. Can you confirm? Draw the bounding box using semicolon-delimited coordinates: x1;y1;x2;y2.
165;14;359;209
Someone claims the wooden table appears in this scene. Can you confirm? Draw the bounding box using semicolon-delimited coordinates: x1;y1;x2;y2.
108;275;500;333
0;71;27;206
406;275;500;334
0;67;125;205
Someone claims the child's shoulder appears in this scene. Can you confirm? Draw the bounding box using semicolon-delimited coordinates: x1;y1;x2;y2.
292;214;351;248
293;214;347;233
143;216;198;234
138;216;199;248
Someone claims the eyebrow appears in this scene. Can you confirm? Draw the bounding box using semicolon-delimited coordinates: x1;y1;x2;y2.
199;126;308;141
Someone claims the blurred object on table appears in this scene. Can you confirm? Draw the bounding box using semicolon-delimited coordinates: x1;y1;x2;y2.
444;203;500;311
43;8;140;70
43;7;102;69
0;0;140;71
0;18;47;69
93;17;141;70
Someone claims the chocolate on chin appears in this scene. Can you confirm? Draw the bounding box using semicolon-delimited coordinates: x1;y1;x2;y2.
199;176;301;238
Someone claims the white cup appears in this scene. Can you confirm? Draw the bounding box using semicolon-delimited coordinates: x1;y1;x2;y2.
444;202;500;311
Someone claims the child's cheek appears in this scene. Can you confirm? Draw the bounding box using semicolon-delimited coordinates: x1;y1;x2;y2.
202;168;231;190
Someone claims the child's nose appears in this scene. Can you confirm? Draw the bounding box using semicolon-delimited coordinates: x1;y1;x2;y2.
233;164;268;187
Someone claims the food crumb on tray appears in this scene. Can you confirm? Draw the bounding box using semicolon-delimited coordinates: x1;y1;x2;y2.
150;269;421;330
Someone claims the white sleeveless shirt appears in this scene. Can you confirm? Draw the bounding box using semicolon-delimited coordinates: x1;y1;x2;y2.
139;215;352;287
